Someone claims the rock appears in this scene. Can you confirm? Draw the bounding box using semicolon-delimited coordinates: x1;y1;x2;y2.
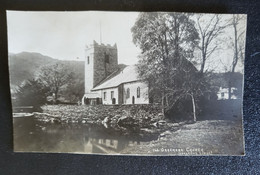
158;113;164;117
170;123;180;127
159;130;172;138
158;120;167;125
117;116;127;122
114;115;121;118
86;120;94;124
179;121;186;125
102;116;111;124
103;123;108;128
110;115;121;124
117;116;137;127
151;122;159;127
140;128;154;133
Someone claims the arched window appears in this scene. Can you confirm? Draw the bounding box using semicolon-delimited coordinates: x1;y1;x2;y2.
137;87;140;98
126;88;130;99
87;56;90;64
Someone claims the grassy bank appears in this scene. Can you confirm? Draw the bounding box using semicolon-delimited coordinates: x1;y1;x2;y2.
121;120;244;155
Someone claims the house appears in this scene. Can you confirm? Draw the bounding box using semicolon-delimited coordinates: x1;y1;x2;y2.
217;87;238;100
82;41;149;105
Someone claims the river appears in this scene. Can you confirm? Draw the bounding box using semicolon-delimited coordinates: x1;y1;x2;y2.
13;116;159;154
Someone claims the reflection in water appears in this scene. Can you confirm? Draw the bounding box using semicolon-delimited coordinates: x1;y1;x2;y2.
13;116;158;154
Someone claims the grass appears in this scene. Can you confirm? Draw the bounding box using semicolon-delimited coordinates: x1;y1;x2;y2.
121;120;244;156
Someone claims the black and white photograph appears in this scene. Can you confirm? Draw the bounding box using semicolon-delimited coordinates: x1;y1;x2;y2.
7;11;246;155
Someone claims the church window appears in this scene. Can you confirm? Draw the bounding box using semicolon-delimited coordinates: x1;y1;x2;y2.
126;88;130;99
87;56;90;64
137;87;140;98
104;92;106;100
110;140;114;146
111;91;114;99
105;54;110;63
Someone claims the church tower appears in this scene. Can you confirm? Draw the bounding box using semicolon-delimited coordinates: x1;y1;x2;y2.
84;40;118;94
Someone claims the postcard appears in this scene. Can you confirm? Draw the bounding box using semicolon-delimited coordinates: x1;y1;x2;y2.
7;11;246;155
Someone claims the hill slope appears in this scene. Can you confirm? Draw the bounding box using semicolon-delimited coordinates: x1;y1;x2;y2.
8;52;84;87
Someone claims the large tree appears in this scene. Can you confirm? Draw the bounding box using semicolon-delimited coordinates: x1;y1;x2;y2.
227;14;246;99
132;12;205;121
37;63;74;103
195;14;229;74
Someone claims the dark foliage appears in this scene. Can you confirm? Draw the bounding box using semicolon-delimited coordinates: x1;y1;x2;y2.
13;79;49;111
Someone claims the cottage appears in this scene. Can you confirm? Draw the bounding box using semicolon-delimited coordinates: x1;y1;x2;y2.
217;87;238;100
82;41;149;105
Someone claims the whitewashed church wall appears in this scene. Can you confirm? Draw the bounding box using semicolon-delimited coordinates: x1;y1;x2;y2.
123;81;149;104
99;87;119;105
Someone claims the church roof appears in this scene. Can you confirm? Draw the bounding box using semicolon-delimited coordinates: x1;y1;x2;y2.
91;65;140;91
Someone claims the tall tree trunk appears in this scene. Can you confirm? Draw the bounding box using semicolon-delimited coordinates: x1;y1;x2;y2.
191;93;196;122
161;93;165;114
166;95;169;107
232;17;239;73
54;89;59;104
200;36;206;74
229;16;239;100
200;50;207;74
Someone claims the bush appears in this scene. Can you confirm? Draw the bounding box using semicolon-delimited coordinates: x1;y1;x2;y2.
13;79;49;111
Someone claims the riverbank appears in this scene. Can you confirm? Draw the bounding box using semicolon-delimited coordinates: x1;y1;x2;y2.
35;104;164;127
15;105;244;155
121;120;244;155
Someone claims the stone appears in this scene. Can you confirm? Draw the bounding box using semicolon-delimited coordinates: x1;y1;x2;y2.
159;130;172;137
117;116;137;127
151;122;159;127
102;116;111;124
158;120;167;125
140;128;154;133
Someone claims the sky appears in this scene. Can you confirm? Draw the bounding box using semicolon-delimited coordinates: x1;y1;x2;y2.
7;11;247;72
7;11;141;65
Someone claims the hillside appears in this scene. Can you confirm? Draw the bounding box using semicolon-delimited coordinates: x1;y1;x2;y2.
8;52;84;87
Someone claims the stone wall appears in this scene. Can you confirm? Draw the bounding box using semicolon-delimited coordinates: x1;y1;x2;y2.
40;104;162;126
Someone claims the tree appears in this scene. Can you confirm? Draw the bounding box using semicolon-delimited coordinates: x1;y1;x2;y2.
230;14;246;73
132;12;205;121
14;79;49;111
62;78;84;103
227;14;246;99
195;14;229;74
37;63;74;104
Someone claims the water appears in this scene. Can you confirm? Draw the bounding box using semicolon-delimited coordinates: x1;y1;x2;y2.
13;116;159;154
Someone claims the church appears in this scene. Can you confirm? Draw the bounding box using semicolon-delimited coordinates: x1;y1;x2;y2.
82;41;149;105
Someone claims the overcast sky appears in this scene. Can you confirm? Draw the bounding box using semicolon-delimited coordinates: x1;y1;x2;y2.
7;11;140;65
7;11;246;72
